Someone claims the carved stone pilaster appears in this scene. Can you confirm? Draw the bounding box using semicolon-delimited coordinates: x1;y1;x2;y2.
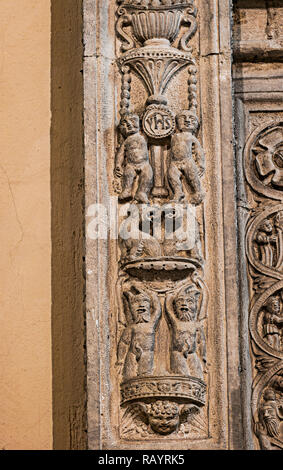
114;0;208;440
244;121;283;450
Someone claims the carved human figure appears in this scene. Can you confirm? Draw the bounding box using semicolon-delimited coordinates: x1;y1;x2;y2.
116;281;161;381
165;284;206;379
256;389;283;449
262;295;283;351
115;113;153;204
168;111;205;205
255;219;277;267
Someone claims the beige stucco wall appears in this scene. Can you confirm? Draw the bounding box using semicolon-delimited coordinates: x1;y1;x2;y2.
0;0;52;449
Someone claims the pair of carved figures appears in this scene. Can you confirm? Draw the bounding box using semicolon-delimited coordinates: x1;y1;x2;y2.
117;280;206;382
115;111;205;205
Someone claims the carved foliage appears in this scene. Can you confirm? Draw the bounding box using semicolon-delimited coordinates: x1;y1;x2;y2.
244;120;283;449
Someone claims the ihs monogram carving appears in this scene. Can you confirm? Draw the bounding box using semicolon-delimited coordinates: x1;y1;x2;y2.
114;0;208;440
244;121;283;449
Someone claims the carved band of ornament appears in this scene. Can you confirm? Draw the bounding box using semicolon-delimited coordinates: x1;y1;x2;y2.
120;376;206;406
122;257;202;280
244;122;283;448
118;48;193;62
117;2;196;14
244;121;283;201
120;65;132;117
246;204;283;281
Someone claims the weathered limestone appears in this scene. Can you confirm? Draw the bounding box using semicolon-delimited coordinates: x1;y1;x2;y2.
84;0;243;450
233;0;283;451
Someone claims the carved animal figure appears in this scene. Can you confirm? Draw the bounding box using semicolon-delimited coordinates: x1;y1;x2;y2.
119;208;162;262
168;110;205;205
116;281;161;381
115;113;153;204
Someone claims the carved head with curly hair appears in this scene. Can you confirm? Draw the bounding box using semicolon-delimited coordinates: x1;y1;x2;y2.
146;400;180;435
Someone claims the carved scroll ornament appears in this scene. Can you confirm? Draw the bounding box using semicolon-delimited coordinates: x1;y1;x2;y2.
114;0;208;440
244;121;283;449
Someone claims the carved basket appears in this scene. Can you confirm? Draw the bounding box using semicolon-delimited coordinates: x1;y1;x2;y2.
118;1;196;47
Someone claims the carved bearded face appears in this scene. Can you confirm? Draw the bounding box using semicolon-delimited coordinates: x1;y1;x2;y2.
120;114;140;137
131;295;151;323
174;292;199;321
176;111;199;133
147;401;180;435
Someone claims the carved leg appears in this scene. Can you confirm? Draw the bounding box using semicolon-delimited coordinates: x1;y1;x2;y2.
168;163;185;202
123;351;138;381
183;160;205;206
186;353;204;381
135;162;153;204
170;351;190;376
137;351;154;377
119;165;136;202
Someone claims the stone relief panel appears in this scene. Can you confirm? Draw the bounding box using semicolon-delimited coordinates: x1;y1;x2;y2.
244;119;283;450
113;0;209;441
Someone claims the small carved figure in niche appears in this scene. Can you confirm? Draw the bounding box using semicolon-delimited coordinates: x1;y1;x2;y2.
116;281;161;381
115;113;153;204
255;388;283;449
119;207;162;263
262;295;283;351
254;218;277;268
122;400;200;437
168;110;205;205
165;284;206;379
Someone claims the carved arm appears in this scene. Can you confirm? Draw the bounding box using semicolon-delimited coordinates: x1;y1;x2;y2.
115;142;125;178
117;327;132;367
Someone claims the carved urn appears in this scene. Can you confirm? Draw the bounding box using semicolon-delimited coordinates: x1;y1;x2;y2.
117;0;197;49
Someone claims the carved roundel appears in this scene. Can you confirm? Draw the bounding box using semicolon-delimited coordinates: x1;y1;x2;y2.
244;121;283;201
246;204;283;280
251;363;283;449
143;105;175;139
249;280;283;360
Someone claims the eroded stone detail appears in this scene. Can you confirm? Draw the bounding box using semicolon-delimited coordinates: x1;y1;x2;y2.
244;121;283;449
114;0;208;439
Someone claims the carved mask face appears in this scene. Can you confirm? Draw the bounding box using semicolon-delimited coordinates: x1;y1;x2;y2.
131;297;151;323
266;297;281;315
174;294;198;321
148;413;180;435
120;115;140;136
177;112;199;133
147;401;180;435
